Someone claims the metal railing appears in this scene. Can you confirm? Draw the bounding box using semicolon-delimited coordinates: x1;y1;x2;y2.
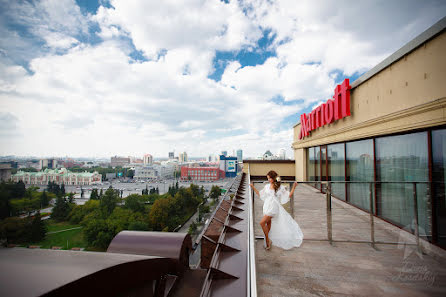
253;180;433;255
194;176;240;246
247;169;257;297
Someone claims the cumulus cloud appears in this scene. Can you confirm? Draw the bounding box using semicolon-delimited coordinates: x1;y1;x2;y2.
0;0;444;158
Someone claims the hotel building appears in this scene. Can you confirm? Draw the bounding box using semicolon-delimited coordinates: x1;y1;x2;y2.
293;18;446;250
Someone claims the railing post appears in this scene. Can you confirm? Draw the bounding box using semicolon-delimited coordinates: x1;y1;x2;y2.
290;182;294;219
412;182;423;255
369;182;376;250
326;182;333;245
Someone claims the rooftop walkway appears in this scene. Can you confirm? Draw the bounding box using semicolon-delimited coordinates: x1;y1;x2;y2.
253;182;446;297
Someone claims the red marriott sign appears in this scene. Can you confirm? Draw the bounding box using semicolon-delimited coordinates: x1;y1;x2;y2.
299;78;351;140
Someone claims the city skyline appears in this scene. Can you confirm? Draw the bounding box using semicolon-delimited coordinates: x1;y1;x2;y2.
0;147;285;161
0;1;444;158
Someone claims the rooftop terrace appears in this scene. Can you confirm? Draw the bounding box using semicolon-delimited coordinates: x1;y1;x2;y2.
252;181;446;297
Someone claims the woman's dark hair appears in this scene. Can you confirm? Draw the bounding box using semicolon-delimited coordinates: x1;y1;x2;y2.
267;170;281;192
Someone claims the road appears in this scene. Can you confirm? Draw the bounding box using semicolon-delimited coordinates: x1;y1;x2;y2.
178;178;234;234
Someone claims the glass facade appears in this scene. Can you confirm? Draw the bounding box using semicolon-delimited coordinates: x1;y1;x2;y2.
328;143;346;200
315;146;321;190
305;127;445;249
376;132;430;240
307;147;316;187
432;129;446;247
346;139;374;211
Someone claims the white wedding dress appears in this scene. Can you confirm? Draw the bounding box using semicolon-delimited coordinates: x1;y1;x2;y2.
259;183;304;250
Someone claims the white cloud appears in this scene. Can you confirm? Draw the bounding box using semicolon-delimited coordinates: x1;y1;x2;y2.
0;0;444;159
43;32;79;49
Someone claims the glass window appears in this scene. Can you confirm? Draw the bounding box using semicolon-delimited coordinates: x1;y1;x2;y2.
376;132;431;240
315;146;321;190
307;147;316;187
432;129;446;248
321;146;327;193
328;143;346;200
346;139;374;211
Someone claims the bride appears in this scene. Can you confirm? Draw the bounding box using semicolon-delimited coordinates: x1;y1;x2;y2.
250;170;304;250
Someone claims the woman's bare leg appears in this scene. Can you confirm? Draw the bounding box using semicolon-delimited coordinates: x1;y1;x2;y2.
260;215;272;244
267;219;271;233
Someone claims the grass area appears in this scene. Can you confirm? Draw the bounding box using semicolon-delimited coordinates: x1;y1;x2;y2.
45;219;82;233
17;219;91;250
28;227;87;250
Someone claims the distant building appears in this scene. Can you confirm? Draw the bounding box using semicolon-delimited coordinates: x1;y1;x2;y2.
11;168;101;185
0;164;11;182
219;155;237;178
39;158;57;170
156;164;175;178
111;156;130;167
181;167;225;181
143;154;153;165
221;151;227;157
169;152;175;159
105;173;117;180
236;149;243;162
277;148;286;160
179;152;188;163
134;167;157;180
262;150;273;160
135;164;175;179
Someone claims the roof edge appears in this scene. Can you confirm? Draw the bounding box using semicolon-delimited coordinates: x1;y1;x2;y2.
351;16;446;89
292;16;446;129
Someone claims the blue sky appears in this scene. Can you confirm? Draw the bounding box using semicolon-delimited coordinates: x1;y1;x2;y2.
0;0;444;159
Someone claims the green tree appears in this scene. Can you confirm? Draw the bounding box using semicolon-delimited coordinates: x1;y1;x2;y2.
40;190;49;208
210;185;221;200
51;196;71;222
188;221;197;234
29;213;47;242
124;194;146;213
198;204;210;222
0;181;29;219
83;218;111;249
68;200;100;224
190;183;200;197
149;197;173;231
60;184;65;196
0;214;47;244
67;192;74;204
13;181;26;198
90;189;99;200
0;217;27;244
100;188;119;216
9;196;40;217
128;221;148;231
126;169;134;178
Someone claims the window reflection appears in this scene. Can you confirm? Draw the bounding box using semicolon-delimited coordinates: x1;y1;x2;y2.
432;129;446;248
376;132;431;240
328;143;345;200
346;139;374;209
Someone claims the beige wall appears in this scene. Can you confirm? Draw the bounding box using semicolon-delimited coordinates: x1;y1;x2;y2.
294;149;306;182
292;30;446;181
243;162;295;178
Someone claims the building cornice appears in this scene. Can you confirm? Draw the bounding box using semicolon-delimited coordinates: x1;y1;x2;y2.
292;97;446;149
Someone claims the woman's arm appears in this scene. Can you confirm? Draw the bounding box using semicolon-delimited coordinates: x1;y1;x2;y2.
289;182;298;197
249;183;260;196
